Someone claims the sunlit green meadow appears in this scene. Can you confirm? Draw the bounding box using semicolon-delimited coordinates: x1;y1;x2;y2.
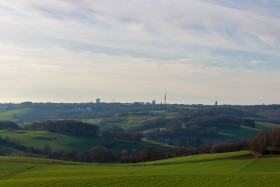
0;151;279;186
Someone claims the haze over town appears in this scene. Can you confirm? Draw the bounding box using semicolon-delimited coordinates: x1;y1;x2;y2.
0;0;280;104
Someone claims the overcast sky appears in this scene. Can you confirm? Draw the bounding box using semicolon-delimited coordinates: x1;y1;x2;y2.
0;0;280;104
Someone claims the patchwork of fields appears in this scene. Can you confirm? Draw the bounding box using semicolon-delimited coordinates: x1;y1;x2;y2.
1;104;280;147
0;151;280;186
0;121;277;154
0;130;166;154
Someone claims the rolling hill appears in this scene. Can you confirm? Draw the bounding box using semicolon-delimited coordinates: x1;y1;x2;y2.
0;130;167;155
219;122;280;143
0;151;280;186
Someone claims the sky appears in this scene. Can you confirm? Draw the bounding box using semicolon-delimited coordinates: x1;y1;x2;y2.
0;0;280;105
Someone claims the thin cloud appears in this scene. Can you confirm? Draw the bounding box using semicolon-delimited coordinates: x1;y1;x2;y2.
250;60;264;65
1;0;280;55
0;1;279;104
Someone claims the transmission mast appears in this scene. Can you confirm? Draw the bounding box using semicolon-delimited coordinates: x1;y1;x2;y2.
164;92;167;104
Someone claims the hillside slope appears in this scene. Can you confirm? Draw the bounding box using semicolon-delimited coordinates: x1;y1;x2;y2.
218;121;280;143
0;130;167;154
0;151;280;186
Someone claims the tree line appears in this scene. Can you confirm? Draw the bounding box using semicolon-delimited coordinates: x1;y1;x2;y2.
250;127;280;155
2;122;280;163
144;115;255;147
38;141;248;163
118;142;248;163
0;121;19;130
25;120;100;137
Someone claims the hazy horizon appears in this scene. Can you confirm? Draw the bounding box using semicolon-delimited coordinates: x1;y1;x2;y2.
1;1;280;105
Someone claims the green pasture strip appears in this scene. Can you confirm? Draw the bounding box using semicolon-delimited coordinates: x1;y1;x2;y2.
0;154;280;186
141;127;166;133
1;173;280;187
11;164;142;179
255;121;280;130
149;110;168;114
138;151;253;165
0;145;23;154
149;110;178;117
0;161;36;179
0;151;253;180
141;138;178;148
134;159;251;175
219;121;280;144
0;108;33;121
149;110;171;116
81;118;102;124
101;116;175;132
218;126;259;143
0;156;81;165
237;156;280;173
0;130;101;151
175;106;200;109
0;157;146;180
0;130;165;152
100;118;146;130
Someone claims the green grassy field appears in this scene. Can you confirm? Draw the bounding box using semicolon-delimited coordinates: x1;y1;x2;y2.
218;122;280;143
99;118;144;130
0;130;165;153
0;108;33;121
86;119;279;144
0;151;280;186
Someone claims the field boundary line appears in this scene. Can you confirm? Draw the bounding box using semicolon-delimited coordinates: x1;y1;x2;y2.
133;154;253;166
1;163;47;179
229;156;257;173
127;165;152;175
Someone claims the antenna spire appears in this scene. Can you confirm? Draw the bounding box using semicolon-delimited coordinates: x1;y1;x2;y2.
164;92;167;104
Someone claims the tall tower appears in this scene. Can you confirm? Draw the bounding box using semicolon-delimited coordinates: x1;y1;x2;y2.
164;92;167;104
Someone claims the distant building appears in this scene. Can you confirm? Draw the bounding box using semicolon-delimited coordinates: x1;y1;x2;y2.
215;101;218;106
96;98;100;103
152;100;156;105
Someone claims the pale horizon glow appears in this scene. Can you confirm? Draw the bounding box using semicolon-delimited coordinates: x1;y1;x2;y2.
0;0;280;105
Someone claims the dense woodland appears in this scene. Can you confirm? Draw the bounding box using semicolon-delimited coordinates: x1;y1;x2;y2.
25;120;99;137
0;121;19;130
250;128;280;155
